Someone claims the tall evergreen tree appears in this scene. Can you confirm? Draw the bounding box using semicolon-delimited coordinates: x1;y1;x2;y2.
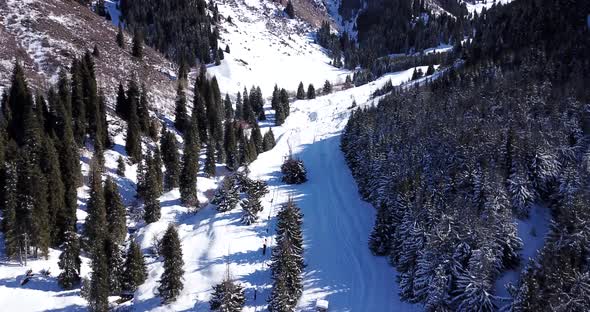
263;128;276;152
88;241;109;312
116;24;125;48
70;59;87;144
125;90;142;163
138;85;151;134
57;230;81;289
122;240;147;293
132;30;144;59
296;82;305;100
116;81;128;120
180;119;200;207
223;121;238;171
158;224;185;303
104;177;127;244
205;140;217;177
224;94;234;120
161;129;180;190
2;161;19;259
84;160;107;249
105;238;125;295
306;84;316;99
143;152;162;223
40;137;65;246
192;87;209;143
174;83;189;133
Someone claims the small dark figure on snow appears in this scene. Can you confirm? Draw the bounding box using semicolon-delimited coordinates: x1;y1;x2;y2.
262;239;267;256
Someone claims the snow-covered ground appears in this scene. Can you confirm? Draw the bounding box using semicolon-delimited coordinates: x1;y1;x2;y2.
209;0;350;96
463;0;514;14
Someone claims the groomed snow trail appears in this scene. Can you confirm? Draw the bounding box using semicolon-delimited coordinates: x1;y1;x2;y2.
247;69;427;311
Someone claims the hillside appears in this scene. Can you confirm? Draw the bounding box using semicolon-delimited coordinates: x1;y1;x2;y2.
0;0;177;112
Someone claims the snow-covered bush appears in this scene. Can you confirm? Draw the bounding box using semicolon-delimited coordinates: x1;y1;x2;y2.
281;158;307;184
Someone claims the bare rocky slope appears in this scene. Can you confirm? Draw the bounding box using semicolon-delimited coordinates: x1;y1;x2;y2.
0;0;177;114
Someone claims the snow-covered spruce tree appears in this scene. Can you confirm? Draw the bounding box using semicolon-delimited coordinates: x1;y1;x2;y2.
368;204;393;256
192;87;209;143
116;155;126;176
174;83;189;134
281;157;307;184
269;236;303;310
224;94;234;120
143;152;162;223
88;241;109;312
123;240;147;293
323;80;332;94
2;161;19;259
116;24;125;48
240;194;262;225
507;163;535;218
57;230;81;289
158;224;185;303
212;175;240;212
209;270;246;312
125;86;142;163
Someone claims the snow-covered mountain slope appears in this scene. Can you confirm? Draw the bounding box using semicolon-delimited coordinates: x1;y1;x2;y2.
209;0;349;96
463;0;515;14
0;0;177;110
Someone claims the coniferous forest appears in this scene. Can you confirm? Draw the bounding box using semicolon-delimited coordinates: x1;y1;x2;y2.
342;0;590;310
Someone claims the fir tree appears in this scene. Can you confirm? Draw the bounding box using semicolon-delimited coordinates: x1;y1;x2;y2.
70;59;87;144
210;270;246;312
158;224;185;303
122;240;147;293
426;64;435;76
263;128;276;152
57;230;81;289
104;177;127;244
296;82;305;100
251;123;263;154
306;84;316;99
174;83;189;133
40;137;65;246
132;30;143;59
138;85;151;134
116;24;125;48
281;158;307;184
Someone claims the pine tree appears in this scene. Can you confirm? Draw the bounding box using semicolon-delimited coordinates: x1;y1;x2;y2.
174;83;189;133
180;119;200;207
281;158;307;184
132;30;143;59
223;121;238;171
296;82;305;100
70;59;87;144
57;230;81;289
212;175;240;212
158;224;185;303
234;92;243;121
263;128;276;152
122;240;147;293
117;156;126;176
205;140;217;177
138;85;151;133
210;271;246;312
153;146;164;195
88;241;109;312
306;84;316;99
285;1;295;19
116;24;125;48
240;195;261;225
161;129;180;190
104;177;127;244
